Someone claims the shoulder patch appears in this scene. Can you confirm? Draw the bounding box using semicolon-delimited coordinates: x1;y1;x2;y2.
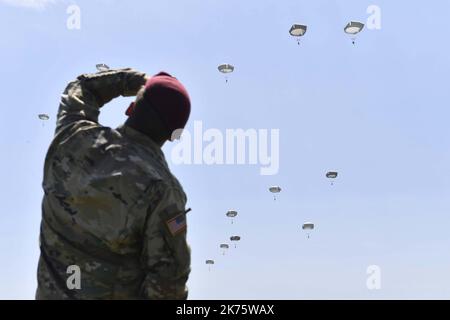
166;213;187;236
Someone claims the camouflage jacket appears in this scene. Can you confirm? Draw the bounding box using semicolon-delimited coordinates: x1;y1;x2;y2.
36;68;191;300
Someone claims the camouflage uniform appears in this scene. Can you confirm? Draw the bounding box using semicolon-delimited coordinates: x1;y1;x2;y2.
36;68;191;300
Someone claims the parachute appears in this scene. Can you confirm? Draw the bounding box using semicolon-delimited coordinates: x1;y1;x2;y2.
205;259;215;271
302;222;314;239
289;24;307;45
96;63;110;72
218;63;234;83
226;210;238;224
230;236;241;248
38;114;49;121
302;222;314;230
38;114;49;127
326;171;338;185
220;243;229;255
269;186;281;200
344;21;364;45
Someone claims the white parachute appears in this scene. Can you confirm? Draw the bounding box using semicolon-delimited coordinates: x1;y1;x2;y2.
289;24;307;45
220;243;229;255
38;114;49;121
218;63;234;83
230;235;241;248
326;171;338;185
38;114;49;127
302;222;315;239
344;21;364;45
205;259;215;271
226;210;238;224
269;186;282;200
96;63;110;72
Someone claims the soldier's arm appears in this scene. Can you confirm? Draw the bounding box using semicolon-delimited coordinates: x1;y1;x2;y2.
140;185;191;300
55;68;147;135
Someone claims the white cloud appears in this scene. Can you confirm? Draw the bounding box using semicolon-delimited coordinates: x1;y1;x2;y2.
0;0;58;10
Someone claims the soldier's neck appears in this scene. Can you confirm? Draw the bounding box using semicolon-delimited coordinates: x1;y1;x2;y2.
124;118;167;148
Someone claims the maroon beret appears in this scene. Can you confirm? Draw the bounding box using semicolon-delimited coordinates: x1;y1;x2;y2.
126;71;191;136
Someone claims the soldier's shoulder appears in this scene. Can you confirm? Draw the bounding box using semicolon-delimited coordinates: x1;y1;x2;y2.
168;174;186;198
52;120;117;153
150;174;187;206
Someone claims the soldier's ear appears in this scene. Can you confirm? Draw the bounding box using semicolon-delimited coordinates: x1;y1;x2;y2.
125;102;135;116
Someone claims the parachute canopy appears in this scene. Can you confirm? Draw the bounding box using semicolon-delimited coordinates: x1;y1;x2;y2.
302;222;314;230
289;24;307;37
38;114;49;121
220;243;229;255
226;210;238;218
205;259;215;265
230;235;241;248
96;63;110;72
326;171;338;179
344;21;364;35
218;64;234;74
269;186;281;193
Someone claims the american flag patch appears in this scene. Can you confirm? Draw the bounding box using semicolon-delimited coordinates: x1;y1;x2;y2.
166;213;187;236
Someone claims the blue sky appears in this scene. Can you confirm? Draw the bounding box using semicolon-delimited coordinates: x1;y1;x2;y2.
0;0;449;299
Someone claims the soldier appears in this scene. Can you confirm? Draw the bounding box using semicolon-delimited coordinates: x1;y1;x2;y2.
36;68;191;299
